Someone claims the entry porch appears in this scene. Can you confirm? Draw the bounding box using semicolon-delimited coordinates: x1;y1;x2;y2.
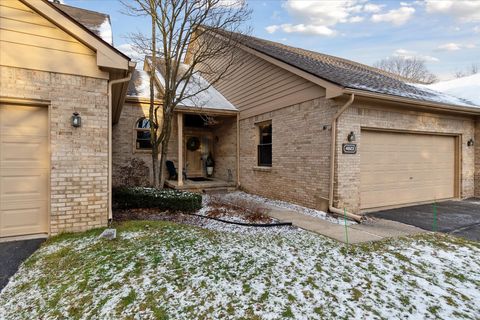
166;107;239;192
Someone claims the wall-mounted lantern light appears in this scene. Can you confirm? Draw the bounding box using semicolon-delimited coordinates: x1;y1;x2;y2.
467;138;474;147
71;112;82;128
347;131;356;142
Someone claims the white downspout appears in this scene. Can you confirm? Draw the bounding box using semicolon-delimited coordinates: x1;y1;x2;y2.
236;113;241;188
328;93;363;222
108;73;132;222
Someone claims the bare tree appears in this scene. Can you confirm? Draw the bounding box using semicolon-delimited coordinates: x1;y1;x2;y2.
454;63;479;78
373;57;437;84
121;0;162;186
122;0;250;188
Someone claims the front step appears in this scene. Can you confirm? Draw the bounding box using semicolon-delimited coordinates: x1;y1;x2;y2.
202;186;237;194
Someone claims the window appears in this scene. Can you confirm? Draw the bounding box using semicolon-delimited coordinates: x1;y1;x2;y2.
135;117;152;150
257;121;272;167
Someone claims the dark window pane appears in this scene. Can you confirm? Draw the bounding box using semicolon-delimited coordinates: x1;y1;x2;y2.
136;130;152;149
137;118;151;129
258;122;272;166
260;124;272;144
137;130;151;140
135;118;152;149
258;143;272;167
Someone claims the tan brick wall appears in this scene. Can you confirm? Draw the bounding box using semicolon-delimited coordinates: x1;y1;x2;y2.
0;66;109;234
239;98;336;211
475;120;480;197
335;101;476;213
112;102;178;186
239;96;476;214
212;116;237;182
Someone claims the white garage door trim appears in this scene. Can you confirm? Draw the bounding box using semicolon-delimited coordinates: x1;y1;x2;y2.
360;128;460;211
0;100;50;239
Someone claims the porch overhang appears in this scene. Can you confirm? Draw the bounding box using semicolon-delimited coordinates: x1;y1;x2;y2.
175;106;238;116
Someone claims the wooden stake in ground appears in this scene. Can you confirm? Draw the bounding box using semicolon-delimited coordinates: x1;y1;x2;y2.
344;207;349;251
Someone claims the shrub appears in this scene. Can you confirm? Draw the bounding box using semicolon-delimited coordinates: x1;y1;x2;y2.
114;158;150;187
113;187;202;212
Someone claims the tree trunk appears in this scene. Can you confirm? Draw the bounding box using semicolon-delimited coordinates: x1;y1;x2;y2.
158;114;173;189
159;138;169;188
152;143;160;187
149;5;158;187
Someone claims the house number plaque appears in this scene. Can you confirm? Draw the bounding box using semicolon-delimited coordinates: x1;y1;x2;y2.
342;143;357;154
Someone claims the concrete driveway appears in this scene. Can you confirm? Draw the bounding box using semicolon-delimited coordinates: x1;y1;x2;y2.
0;239;45;291
369;199;480;241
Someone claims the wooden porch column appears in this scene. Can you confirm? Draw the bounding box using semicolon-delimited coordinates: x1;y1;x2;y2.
177;112;184;187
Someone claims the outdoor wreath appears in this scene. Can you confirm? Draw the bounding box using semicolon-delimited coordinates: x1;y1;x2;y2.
186;137;201;151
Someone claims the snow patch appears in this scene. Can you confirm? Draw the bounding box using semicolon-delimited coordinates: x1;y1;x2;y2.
221;191;356;225
1;227;478;319
147;57;236;111
409;82;479;107
97;18;113;45
128;70;154;98
425;73;480;106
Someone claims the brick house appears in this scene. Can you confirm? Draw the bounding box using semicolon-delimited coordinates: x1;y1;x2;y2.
115;31;480;221
0;0;135;239
196;32;480;218
2;1;479;240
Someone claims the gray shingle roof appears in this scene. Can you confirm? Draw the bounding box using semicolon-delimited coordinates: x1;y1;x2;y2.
226;32;477;108
126;70;157;98
52;2;113;45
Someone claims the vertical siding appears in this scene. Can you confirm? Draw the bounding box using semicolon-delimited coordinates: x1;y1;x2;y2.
198;48;326;119
0;0;106;79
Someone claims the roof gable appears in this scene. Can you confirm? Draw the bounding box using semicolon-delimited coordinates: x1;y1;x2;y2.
52;2;113;45
218;31;477;110
140;57;237;112
20;0;130;71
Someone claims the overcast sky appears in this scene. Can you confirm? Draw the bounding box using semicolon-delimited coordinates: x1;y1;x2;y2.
62;0;480;80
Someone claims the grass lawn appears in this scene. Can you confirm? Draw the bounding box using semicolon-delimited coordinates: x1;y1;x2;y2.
0;220;479;319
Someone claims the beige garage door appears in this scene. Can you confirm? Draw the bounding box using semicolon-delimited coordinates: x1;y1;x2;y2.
360;130;456;210
0;105;49;238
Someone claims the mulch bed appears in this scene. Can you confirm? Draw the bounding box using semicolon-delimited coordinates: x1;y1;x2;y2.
113;205;280;229
114;208;207;227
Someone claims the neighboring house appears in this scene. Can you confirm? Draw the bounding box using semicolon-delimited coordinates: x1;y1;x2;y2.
0;0;135;239
124;31;480;216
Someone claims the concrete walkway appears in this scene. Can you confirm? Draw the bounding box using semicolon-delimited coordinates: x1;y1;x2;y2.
266;206;425;244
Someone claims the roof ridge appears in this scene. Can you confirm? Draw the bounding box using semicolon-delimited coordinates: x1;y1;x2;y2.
207;29;477;109
52;2;109;18
239;33;413;83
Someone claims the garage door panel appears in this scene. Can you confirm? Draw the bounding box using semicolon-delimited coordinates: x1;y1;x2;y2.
0;201;48;237
0;136;49;168
360;131;455;210
0;169;48;202
0;105;49;238
0;105;48;137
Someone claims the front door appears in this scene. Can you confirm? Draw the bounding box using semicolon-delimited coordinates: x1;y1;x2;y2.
184;134;212;177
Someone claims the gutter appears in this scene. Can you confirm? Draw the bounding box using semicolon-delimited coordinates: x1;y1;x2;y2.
344;88;480;115
328;93;363;223
107;73;133;222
